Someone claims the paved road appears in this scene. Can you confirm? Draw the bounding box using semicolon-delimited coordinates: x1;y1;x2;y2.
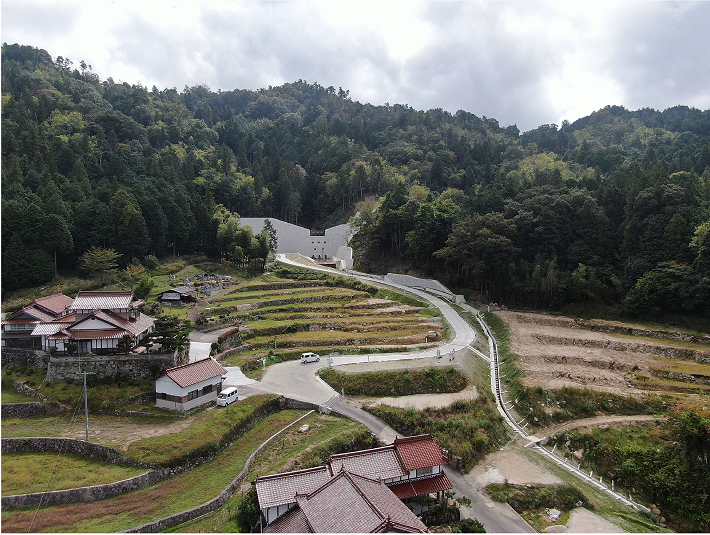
207;256;532;531
442;466;536;533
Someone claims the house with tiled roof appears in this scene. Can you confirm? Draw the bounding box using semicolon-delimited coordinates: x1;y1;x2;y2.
155;357;227;412
1;293;73;349
158;286;197;306
255;466;332;525
254;434;452;532
25;291;154;355
265;470;428;533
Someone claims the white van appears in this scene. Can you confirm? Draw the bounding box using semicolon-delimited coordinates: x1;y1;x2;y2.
301;352;321;363
216;387;238;406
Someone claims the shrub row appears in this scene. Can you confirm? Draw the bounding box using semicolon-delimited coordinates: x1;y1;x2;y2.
319;367;467;397
365;398;507;471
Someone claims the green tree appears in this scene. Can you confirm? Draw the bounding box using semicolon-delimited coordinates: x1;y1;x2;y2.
110;189;150;260
79;246;121;282
148;316;193;353
134;275;156;300
42;214;74;279
122;262;146;290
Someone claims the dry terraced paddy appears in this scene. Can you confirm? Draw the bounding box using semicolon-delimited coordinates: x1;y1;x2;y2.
200;276;444;366
497;310;710;400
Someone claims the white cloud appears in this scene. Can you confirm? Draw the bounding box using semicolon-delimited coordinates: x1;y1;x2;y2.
2;0;708;131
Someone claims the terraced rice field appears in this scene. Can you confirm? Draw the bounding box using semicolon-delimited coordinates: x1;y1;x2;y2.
198;274;444;367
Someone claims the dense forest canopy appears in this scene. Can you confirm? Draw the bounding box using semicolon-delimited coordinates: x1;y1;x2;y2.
2;43;709;319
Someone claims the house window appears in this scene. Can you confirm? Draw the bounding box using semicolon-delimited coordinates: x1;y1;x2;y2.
203;384;213;395
415;466;433;477
187;389;199;400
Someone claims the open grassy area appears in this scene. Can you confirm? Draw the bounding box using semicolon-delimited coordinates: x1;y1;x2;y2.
2;453;147;496
0;410;306;533
125;395;277;464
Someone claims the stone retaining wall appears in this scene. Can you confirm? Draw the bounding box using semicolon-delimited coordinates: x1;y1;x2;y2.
1;469;169;509
1;398;325;523
124;409;316;533
46;354;176;382
1;402;63;418
0;348;49;368
1;437;157;469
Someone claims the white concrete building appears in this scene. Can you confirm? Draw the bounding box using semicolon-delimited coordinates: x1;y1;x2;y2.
241;218;354;267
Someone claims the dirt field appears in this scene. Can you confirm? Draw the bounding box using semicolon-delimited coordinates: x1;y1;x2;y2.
496;311;710;398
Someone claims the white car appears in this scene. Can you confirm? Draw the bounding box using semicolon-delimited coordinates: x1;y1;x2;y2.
216;387;238;406
301;352;321;363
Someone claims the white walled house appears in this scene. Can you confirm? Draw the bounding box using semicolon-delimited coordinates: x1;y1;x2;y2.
28;291;154;355
155;357;227;412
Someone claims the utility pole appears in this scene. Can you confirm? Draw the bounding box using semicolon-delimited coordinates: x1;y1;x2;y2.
82;371;96;442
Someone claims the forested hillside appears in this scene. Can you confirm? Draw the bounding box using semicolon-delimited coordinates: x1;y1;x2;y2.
2;43;709;319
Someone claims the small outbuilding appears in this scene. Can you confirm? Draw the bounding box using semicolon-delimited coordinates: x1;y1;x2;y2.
159;286;197;306
155;357;227;412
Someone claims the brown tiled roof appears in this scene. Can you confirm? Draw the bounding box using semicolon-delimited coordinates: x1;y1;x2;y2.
256;466;331;509
394;434;449;471
61;329;125;340
388;473;453;500
32;322;73;336
329;445;406;480
165;357;226;388
292;471;427;533
70;291;134;311
6;306;55;323
264;506;312;533
34;293;73;315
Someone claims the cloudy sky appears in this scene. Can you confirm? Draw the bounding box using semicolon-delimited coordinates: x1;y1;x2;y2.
3;0;709;131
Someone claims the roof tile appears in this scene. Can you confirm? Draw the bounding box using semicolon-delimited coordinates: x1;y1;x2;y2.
388;473;453;500
329;445;406;480
394;434;449;471
69;291;135;311
256;466;331;509
165;357;226;388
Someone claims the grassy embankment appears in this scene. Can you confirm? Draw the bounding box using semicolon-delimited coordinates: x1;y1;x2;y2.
1;453;147;496
1;411;372;533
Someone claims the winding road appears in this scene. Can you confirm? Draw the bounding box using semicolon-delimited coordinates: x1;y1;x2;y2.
201;255;533;532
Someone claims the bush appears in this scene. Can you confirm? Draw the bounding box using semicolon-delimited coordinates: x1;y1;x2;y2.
318;367;467;397
452;518;486;533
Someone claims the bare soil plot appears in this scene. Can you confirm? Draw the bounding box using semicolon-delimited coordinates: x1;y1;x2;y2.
497;311;710;398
